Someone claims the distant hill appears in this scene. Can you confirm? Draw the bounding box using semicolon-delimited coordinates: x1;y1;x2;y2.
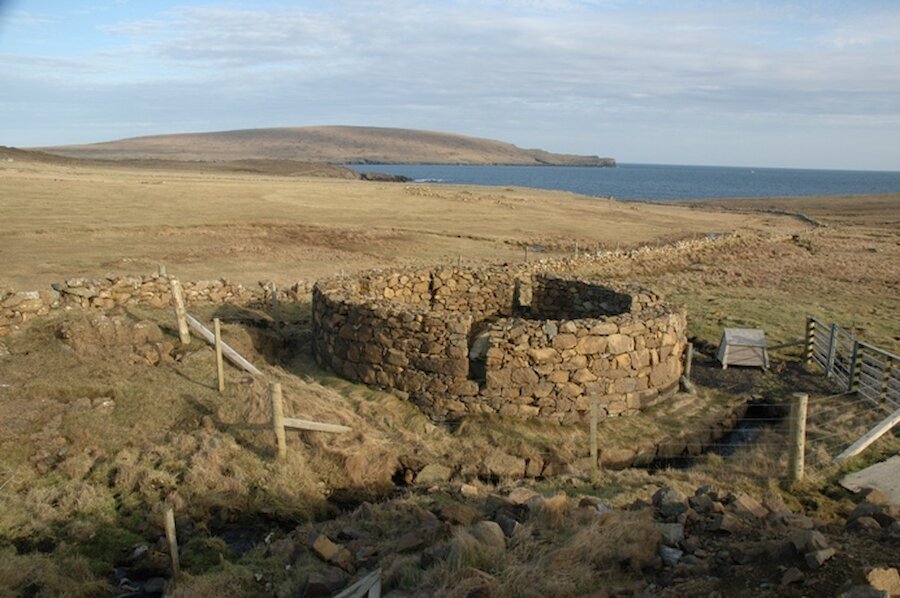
37;126;615;167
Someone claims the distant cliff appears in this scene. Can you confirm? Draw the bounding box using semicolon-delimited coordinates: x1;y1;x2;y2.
38;126;615;167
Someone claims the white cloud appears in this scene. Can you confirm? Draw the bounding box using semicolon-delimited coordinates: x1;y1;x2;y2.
0;0;898;168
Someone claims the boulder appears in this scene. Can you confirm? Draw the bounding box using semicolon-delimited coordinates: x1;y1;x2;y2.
416;464;453;485
652;487;688;519
483;451;526;479
440;503;480;526
866;568;900;596
469;521;506;550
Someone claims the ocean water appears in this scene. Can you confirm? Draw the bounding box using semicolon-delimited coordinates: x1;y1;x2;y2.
352;163;900;201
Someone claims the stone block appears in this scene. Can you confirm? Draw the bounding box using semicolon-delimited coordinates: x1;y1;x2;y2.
552;333;577;350
575;335;607;354
606;333;634;354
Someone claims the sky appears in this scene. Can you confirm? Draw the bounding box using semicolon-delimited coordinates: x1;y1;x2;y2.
1;0;899;170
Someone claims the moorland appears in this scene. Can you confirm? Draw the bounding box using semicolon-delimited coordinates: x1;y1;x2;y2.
0;148;898;596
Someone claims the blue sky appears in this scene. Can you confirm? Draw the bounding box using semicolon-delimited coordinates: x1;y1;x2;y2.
1;0;899;170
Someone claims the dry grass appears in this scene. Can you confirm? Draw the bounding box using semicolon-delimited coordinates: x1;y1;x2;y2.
0;153;800;289
1;154;898;596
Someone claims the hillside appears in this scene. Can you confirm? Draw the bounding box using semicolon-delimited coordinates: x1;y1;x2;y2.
36;126;616;166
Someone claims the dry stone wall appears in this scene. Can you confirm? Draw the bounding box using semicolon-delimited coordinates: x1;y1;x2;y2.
0;274;312;337
313;265;687;423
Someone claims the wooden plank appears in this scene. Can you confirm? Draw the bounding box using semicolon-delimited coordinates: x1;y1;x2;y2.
835;407;900;464
185;314;264;377
283;417;351;434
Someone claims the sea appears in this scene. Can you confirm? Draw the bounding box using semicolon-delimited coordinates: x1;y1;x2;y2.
351;163;900;201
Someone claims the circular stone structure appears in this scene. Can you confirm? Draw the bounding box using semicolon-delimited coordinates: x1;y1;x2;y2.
312;264;687;423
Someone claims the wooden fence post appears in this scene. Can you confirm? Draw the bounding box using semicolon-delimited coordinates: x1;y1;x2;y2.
270;382;287;460
164;506;180;577
574;242;579;259
787;392;808;484
805;317;815;365
158;264;167;277
590;394;598;482
524;246;529;263
170;280;191;345
214;318;225;393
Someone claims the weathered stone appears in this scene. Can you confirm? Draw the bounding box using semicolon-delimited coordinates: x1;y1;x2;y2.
552;333;577;350
606;334;634;354
507;487;540;505
600;447;635;470
866;568;900;596
589;322;618;335
708;513;742;534
659;545;683;567
575;335;607;354
656;522;684;547
730;493;768;519
483;452;526;479
652;487;688;519
469;521;506;550
791;529;829;554
529;347;558;363
495;512;521;538
416;464;453;485
804;547;836;570
440;503;480;526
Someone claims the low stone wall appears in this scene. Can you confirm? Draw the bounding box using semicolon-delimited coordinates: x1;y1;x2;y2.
312;265;687;423
0;274;313;337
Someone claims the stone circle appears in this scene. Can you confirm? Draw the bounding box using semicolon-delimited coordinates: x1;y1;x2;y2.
312;264;687;422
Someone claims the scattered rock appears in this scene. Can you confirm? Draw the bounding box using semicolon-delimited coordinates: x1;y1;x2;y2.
848;516;882;532
804;547;836;570
309;533;354;572
730;493;768;519
656;522;684;547
659;545;683;567
707;513;742;534
495;512;521;538
469;521;506;550
866;567;900;595
507;487;540;506
440;503;480;526
459;483;480;498
781;567;804;586
416;463;452;485
790;529;829;554
653;487;688;520
483;451;526;479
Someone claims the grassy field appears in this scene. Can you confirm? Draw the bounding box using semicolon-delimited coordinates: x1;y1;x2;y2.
0;152;799;289
1;153;898;596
